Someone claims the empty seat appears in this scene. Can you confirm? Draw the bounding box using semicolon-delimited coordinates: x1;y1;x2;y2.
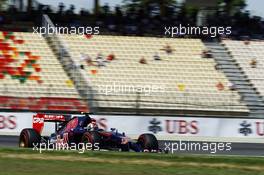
60;34;248;112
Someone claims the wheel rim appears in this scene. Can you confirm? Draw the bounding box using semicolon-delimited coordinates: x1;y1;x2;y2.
83;135;92;144
19;136;26;147
19;141;25;147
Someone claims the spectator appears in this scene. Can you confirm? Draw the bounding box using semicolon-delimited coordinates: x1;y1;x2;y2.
80;53;94;66
86;58;94;66
96;53;106;67
70;62;79;70
80;65;85;69
139;57;147;64
228;82;236;91
202;49;212;58
96;53;103;60
244;40;250;45
97;59;106;67
161;44;174;54
215;63;220;71
107;53;115;61
202;50;207;58
206;50;213;58
250;58;257;68
153;52;161;61
216;82;224;91
57;2;65;14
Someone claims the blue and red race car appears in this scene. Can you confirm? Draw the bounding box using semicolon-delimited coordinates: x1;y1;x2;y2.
19;113;159;152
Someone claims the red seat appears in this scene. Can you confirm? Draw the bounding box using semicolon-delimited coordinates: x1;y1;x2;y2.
0;96;89;112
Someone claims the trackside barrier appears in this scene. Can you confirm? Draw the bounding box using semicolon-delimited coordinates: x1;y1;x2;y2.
1;112;264;143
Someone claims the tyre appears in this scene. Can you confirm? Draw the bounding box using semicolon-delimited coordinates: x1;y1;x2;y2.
81;131;101;150
137;133;159;152
120;143;129;152
19;128;41;148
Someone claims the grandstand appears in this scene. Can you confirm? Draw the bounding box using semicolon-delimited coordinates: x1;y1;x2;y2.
58;34;249;116
2;29;264;117
0;31;88;112
223;40;264;97
204;41;264;117
0;12;264;117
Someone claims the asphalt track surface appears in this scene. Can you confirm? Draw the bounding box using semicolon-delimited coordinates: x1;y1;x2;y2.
0;135;263;156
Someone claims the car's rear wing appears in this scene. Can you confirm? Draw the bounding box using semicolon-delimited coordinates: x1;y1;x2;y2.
33;113;71;134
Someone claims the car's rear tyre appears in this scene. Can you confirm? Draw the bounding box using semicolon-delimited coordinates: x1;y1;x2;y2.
81;131;101;150
19;128;41;148
120;143;129;152
137;133;159;152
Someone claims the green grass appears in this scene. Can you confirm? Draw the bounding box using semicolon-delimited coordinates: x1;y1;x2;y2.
0;147;264;175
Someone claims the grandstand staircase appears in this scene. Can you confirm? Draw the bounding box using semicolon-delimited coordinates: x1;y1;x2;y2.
41;15;96;113
45;35;97;113
204;42;264;117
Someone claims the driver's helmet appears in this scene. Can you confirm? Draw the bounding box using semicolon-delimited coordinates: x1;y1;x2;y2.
87;118;98;131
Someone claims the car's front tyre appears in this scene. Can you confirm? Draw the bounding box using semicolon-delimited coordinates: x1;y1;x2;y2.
81;131;101;150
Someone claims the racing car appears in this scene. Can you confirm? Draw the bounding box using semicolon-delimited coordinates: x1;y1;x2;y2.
19;113;159;152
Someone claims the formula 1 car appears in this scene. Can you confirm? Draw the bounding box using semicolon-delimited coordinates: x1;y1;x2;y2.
19;113;159;152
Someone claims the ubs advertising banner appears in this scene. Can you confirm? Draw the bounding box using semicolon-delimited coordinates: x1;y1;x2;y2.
0;112;264;140
91;115;264;139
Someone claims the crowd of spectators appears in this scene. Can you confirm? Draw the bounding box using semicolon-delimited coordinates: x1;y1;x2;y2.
0;2;264;39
